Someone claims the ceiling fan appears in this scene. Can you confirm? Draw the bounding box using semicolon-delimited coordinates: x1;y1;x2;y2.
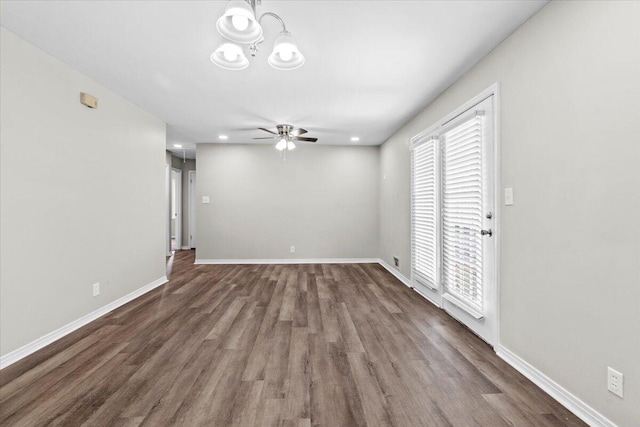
253;124;317;151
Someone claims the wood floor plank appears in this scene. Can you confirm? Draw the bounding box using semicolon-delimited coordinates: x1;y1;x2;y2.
241;276;287;381
205;297;246;340
254;397;282;427
0;251;587;427
484;393;560;427
315;276;330;299
293;287;308;328
281;327;310;421
0;324;118;404
262;320;293;399
118;311;222;419
4;343;130;426
137;340;220;426
111;417;145;427
169;346;237;426
229;380;264;427
305;273;323;334
323;340;368;427
279;271;298;322
347;352;393;426
336;302;365;353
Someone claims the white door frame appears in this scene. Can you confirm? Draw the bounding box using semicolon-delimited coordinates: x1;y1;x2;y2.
188;170;196;249
410;83;500;346
171;168;182;252
165;164;172;256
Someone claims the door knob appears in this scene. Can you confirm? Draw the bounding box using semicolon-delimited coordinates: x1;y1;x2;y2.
481;229;493;237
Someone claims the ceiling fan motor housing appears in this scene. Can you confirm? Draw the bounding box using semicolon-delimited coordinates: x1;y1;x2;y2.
276;124;294;136
254;124;317;143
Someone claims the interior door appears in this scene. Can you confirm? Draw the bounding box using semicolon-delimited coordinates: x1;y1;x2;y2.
439;96;496;344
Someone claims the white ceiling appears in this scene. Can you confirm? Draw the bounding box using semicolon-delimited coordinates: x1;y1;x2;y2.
1;0;547;159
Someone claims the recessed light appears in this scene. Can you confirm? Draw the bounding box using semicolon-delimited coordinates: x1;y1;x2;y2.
173;144;183;148
350;137;360;142
219;134;228;140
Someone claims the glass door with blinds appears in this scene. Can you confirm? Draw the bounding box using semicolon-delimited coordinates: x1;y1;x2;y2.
411;93;497;345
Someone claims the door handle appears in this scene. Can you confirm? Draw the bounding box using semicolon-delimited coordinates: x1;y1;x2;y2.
481;229;493;237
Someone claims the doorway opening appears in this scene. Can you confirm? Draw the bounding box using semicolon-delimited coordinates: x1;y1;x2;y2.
188;170;196;249
170;168;182;252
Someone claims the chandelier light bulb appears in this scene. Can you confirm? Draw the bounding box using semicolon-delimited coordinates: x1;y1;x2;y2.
287;140;296;150
231;14;249;31
279;48;293;62
223;47;238;62
211;43;249;70
275;139;287;151
216;0;262;44
268;32;305;70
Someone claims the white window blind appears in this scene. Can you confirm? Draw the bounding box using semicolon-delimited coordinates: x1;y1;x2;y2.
411;137;438;290
441;114;484;311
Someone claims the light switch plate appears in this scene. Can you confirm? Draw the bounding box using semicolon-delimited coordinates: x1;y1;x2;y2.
202;196;210;204
505;188;514;206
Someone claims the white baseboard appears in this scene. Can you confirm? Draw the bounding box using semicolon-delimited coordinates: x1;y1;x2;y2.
181;246;191;250
376;259;440;308
0;276;168;370
495;345;616;427
376;258;411;287
194;258;379;265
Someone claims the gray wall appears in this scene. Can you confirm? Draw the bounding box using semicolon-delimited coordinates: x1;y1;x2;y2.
0;28;167;357
196;144;379;260
379;1;640;425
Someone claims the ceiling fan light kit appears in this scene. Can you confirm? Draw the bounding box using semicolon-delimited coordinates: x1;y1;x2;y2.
212;0;305;71
253;124;317;154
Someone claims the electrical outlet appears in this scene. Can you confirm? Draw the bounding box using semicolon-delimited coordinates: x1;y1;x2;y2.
92;282;100;297
607;367;624;398
393;257;399;267
290;246;295;253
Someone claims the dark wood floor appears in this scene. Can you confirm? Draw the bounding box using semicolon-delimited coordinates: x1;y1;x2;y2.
0;251;585;426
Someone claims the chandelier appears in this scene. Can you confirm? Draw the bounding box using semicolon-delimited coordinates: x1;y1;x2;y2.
211;0;305;71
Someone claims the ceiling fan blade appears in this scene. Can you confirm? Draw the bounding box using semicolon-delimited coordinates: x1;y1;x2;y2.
292;128;308;136
253;136;279;140
258;127;278;135
293;136;318;142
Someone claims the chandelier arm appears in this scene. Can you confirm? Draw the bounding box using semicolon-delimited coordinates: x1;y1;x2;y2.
249;12;288;56
258;12;288;34
245;0;261;15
